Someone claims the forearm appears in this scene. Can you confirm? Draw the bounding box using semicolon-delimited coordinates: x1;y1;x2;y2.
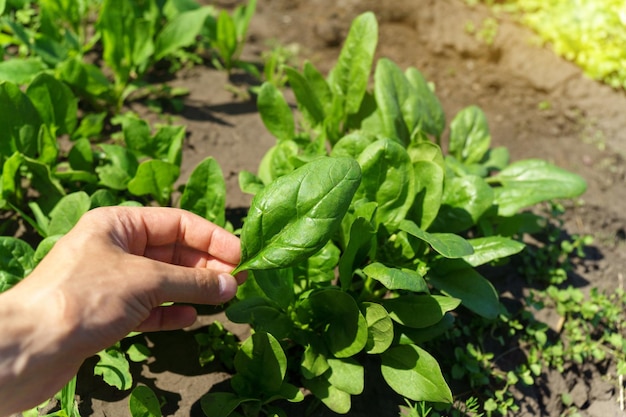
0;289;79;416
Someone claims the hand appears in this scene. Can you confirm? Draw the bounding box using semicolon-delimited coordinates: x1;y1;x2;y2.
0;206;245;416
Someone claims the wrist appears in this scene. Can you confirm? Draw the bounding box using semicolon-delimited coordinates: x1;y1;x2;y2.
0;285;81;416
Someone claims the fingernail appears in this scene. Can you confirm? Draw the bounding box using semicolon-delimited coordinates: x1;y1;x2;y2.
218;273;237;301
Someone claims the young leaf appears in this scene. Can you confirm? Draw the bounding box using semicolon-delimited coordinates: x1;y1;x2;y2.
361;302;394;354
47;191;90;236
127;160;180;206
96;144;139;190
129;385;162;417
26;73;77;136
285;66;325;127
462;236;525;267
95;348;132;391
154;7;215;60
257;82;295;142
362;263;428;292
304;377;351;415
327;11;378;115
404;67;446;139
492;159;587;217
0;236;35;291
381;344;453;403
429;175;494;233
338;217;375;289
326;358;364;395
399;220;474;259
180;157;226;227
0;81;42;158
308;289;368;358
409;160;445;230
373;58;411;144
449;105;491;165
232;332;287;395
234;157;361;273
355;138;415;229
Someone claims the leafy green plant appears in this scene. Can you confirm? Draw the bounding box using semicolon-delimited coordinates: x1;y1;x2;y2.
195;321;239;369
188;11;587;416
207;0;257;76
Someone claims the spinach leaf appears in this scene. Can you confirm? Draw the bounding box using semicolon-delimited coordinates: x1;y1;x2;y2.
234;157;361;273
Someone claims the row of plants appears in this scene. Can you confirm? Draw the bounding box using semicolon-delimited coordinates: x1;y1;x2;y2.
0;3;616;417
468;0;626;90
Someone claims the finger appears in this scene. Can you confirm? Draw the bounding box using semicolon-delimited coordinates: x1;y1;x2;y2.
143;244;238;271
125;207;241;265
134;305;198;332
145;260;239;306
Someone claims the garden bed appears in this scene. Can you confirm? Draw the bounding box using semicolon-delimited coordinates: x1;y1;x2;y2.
7;0;626;416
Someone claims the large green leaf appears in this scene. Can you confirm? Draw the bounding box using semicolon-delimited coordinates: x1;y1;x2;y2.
381;344;452;403
180;157;226;227
492;159;587;216
309;289;368;358
234;157;361;273
327;11;378;115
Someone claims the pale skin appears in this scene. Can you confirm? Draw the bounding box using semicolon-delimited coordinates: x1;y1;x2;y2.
0;206;246;417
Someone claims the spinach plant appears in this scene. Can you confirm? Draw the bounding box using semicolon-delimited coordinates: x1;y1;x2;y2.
196;11;587;416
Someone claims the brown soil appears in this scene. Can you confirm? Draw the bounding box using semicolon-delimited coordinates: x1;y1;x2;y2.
68;1;626;416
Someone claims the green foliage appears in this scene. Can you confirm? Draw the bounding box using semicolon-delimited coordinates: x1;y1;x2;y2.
195;321;239;369
202;11;586;416
0;5;596;417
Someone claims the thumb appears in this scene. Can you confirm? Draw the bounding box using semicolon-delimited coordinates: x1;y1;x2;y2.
145;260;239;306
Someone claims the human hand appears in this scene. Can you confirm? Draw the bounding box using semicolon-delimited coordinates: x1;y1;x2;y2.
0;206;245;416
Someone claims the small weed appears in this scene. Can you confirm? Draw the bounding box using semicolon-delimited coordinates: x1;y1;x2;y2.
517;202;593;286
195;321;239;370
